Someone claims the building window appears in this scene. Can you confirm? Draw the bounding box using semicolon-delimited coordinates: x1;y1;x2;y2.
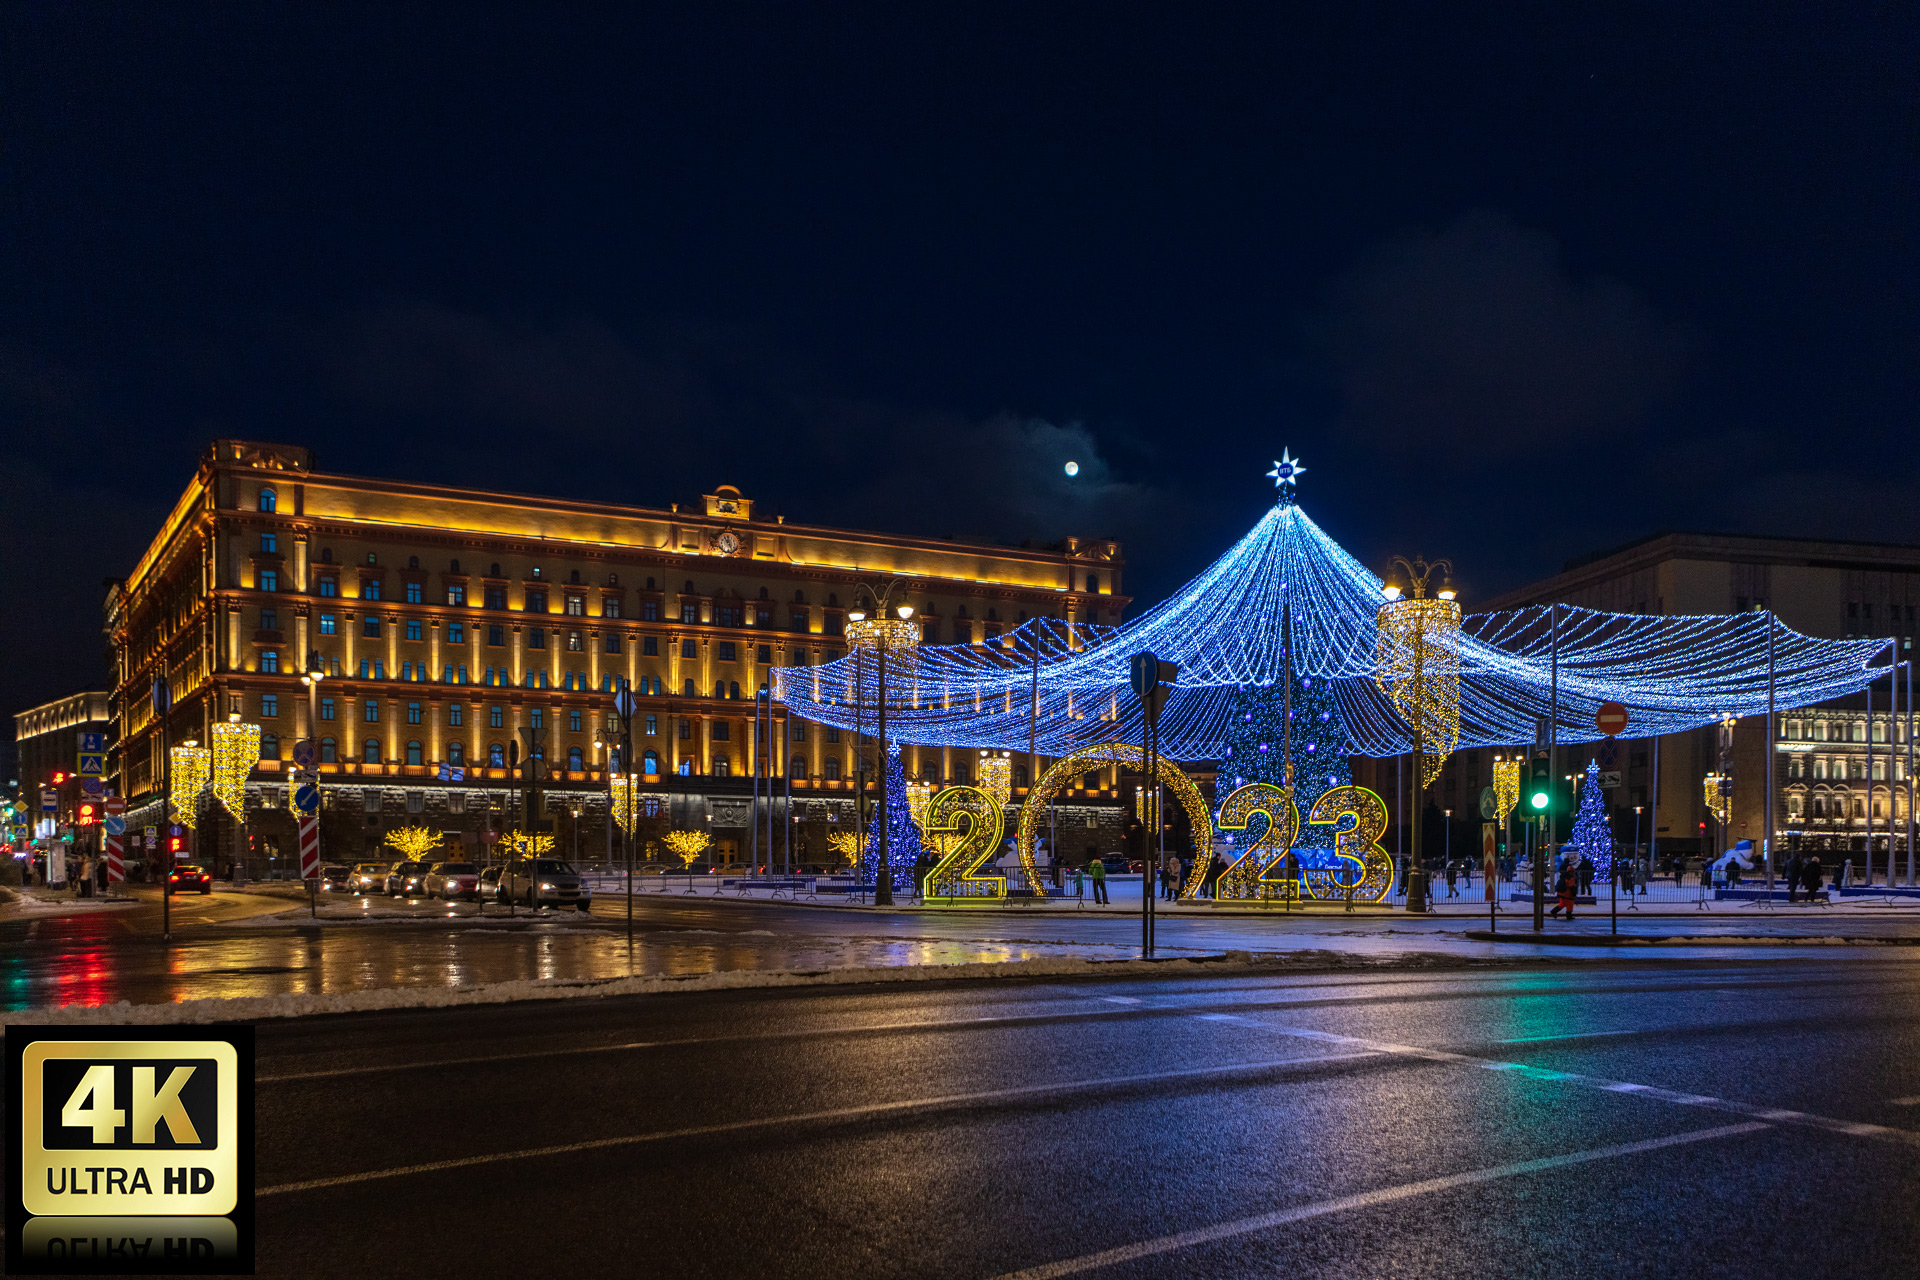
445;704;463;727
318;613;337;635
259;569;278;592
757;644;772;663
641;601;660;621
713;755;731;777
681;639;697;660
568;709;582;733
718;642;737;662
643;635;659;656
713;722;731;742
714;682;726;699
260;693;279;717
643;714;658;737
684;678;697;697
448;585;467;607
319;578;337;598
405;701;422;725
567;630;583;652
525;589;547;613
729;681;741;699
363;738;382;764
643;750;660;775
258;488;276;512
489;743;506;767
406;619;424;642
320;737;337;763
448;741;465;766
363;616;381;638
825;757;841;780
319;697;335;721
365;580;382;601
681;603;698;623
604;598;622;618
402;581;421;604
488;625;505;647
485;587;507;611
407;741;423;766
605;632;621;654
678;719;692;740
530;708;544;729
826;727;840;743
790;611;809;632
568;747;584;771
490;706;504;728
791;721;806;742
565;594;585;616
529;628;546;650
260;651;280;674
364;699;380;723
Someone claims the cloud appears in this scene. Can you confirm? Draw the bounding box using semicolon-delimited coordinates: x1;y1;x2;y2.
1316;210;1688;460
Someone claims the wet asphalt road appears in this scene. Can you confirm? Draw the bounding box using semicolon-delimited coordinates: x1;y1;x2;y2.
238;956;1920;1278
6;886;1920;1010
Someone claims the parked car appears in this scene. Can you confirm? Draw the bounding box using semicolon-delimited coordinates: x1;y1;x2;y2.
424;861;481;900
384;861;431;896
168;863;213;895
477;865;506;904
349;863;388;894
320;864;352;892
499;857;592;910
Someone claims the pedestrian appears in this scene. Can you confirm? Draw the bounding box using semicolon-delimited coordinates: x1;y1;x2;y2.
1548;862;1579;919
1578;855;1595;896
1617;856;1634;896
1801;855;1824;903
1444;858;1459;898
1167;854;1183;900
1840;857;1854;889
1785;852;1803;903
1088;854;1108;905
1072;864;1084;901
1050;851;1062;891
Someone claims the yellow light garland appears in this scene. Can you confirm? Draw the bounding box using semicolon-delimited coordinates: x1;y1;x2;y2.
905;780;935;836
504;831;556;856
976;751;1013;806
1010;742;1211;897
1375;597;1462;788
384;824;442;860
1703;774;1731;825
610;774;640;834
209;719;261;819
1492;757;1521;825
169;743;210;829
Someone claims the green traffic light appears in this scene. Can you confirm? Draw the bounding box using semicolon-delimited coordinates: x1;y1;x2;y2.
1529;792;1549;810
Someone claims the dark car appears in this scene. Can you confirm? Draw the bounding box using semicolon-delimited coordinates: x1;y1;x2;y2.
500;857;592;911
168;863;213;895
384;861;431;896
424;861;481;900
320;864;352;892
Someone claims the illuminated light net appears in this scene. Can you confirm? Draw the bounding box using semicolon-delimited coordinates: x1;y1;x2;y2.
209;721;260;820
1014;743;1211;894
169;744;210;828
772;501;1885;760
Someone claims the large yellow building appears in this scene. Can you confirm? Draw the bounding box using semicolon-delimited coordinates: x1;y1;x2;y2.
108;440;1130;871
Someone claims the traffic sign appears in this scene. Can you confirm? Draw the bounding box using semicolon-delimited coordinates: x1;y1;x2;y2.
77;731;104;752
75;752;104;776
292;738;316;769
294;783;321;815
1599;770;1623;790
1595;701;1629;736
80;776;104;798
144;824;157;841
1478;786;1498;820
39;789;56;814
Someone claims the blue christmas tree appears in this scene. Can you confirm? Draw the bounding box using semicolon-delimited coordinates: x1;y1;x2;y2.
861;742;924;892
1217;672;1353;814
1569;759;1614;879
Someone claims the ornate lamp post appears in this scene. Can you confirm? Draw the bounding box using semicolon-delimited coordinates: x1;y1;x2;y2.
1376;555;1460;906
845;587;921;906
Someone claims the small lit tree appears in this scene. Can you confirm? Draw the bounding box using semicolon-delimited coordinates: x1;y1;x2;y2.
1569;759;1614;880
384;825;441;860
662;829;711;872
827;831;861;866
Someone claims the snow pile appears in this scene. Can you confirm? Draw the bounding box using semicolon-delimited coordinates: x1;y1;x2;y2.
0;951;1420;1028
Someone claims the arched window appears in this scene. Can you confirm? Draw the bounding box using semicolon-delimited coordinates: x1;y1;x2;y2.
712;755;731;777
260;733;279;759
406;740;423;766
1086;574;1099;593
258;488;276;512
729;681;740;699
684;678;697;697
643;750;660;775
789;757;807;778
568;746;584;771
448;741;465;765
677;758;692;776
320;737;337;764
489;743;505;767
363;738;382;764
714;681;726;699
825;757;841;780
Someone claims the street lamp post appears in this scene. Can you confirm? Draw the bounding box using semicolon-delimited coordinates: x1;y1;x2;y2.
1378;555;1459;912
612;677;638;940
845;587;920;907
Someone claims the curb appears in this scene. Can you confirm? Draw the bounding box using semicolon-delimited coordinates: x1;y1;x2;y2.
1461;930;1920;947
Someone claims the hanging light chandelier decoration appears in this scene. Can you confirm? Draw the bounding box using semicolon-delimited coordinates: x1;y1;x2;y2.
976;751;1013;806
169;742;211;828
1375;556;1462;788
610;774;640;835
208;718;261;819
905;779;935;835
1703;774;1731;825
1492;756;1522;824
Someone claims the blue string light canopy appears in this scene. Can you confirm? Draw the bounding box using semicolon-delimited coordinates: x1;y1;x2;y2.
771;456;1886;763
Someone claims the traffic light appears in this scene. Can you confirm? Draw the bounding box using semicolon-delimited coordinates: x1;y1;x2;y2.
1528;752;1551;811
75;801;98;826
167;834;186;855
52;772;67;785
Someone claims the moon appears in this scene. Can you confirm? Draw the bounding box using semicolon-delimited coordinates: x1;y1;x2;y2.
1063;460;1080;477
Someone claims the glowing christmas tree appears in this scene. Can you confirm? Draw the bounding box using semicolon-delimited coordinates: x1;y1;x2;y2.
861;743;925;892
1217;672;1352;813
1569;759;1614;879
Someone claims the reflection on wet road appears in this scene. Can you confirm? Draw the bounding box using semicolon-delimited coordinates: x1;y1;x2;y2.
3;885;1916;1011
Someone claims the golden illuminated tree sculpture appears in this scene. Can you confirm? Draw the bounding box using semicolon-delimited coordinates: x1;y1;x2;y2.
384;824;442;860
504;831;556;856
169;742;211;829
826;831;861;866
662;829;711;871
208;718;262;820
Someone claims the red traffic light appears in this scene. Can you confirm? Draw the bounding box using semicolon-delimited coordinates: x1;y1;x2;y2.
76;802;97;825
167;835;185;854
52;772;67;784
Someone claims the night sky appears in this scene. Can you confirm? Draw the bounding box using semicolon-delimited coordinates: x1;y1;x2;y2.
3;4;1915;764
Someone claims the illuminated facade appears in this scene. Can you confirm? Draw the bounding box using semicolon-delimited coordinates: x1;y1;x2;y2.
106;440;1131;868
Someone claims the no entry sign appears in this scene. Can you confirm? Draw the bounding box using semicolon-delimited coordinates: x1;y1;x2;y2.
1595;701;1629;737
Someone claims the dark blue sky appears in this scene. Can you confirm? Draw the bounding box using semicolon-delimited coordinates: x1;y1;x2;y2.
3;3;1915;736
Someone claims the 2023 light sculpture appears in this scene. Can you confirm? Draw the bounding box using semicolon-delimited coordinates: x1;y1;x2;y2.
1014;742;1212;896
208;718;261;820
169;742;210;828
1212;780;1394;902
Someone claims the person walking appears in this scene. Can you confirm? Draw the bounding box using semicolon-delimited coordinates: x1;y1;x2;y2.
1802;855;1824;903
1444;858;1460;898
1087;854;1108;905
1164;855;1183;901
1785;852;1803;904
1548;861;1579;919
1577;855;1595;896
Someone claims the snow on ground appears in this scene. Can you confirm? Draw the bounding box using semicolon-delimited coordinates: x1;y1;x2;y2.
0;950;1453;1027
0;892;141;919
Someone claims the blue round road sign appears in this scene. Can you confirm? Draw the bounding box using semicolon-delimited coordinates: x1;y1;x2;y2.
295;784;320;815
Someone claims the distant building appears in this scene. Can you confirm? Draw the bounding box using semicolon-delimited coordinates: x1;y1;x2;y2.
13;692;112;832
1471;531;1916;869
105;440;1130;875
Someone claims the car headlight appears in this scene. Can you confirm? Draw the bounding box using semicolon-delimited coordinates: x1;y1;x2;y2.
539;882;555;891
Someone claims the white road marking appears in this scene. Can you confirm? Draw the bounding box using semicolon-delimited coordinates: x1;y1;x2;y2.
1496;1028;1641;1043
1889;1096;1920;1107
1189;1015;1920;1147
1097;996;1141;1005
256;1050;1381;1196
988;1123;1770;1280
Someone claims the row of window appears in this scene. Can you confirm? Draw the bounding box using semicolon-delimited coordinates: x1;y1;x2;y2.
272;694;847;743
278;735;861;781
279;615;835;666
1782;718;1908;744
1786;756;1908;781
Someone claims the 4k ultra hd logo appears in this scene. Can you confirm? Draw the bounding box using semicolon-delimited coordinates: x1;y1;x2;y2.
8;1026;253;1275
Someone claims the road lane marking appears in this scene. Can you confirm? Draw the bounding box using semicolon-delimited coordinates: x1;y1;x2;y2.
1191;1016;1920;1148
1097;996;1141;1005
256;1050;1383;1196
1496;1028;1641;1043
986;1123;1770;1280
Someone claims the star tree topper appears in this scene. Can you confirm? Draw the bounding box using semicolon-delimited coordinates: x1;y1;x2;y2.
1267;449;1306;503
